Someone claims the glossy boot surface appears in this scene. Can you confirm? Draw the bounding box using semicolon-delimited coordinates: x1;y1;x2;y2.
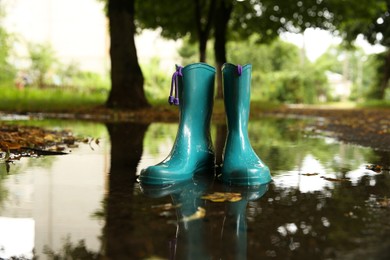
221;184;269;259
139;63;216;185
140;173;213;259
221;63;271;185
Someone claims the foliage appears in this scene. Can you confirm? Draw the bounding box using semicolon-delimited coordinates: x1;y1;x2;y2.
0;12;15;82
141;58;171;102
314;45;375;101
0;82;107;112
178;36;328;104
260;67;328;104
60;67;110;91
27;43;57;88
315;0;390;100
366;50;390;99
43;236;101;259
21;44;110;90
227;36;301;72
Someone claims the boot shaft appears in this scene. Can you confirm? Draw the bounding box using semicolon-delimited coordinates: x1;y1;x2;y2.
222;63;252;133
177;63;215;139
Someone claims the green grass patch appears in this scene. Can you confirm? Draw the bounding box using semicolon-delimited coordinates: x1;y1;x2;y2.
357;100;390;108
0;84;107;112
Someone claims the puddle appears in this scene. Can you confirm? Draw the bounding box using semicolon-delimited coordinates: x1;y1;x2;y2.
0;118;389;259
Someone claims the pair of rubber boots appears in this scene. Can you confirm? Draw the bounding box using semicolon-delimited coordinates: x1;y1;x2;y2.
139;63;271;186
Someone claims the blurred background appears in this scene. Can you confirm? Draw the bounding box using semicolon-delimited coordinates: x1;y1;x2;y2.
1;0;390;110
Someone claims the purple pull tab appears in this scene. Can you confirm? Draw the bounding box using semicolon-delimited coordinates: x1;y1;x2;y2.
168;66;183;105
237;64;242;76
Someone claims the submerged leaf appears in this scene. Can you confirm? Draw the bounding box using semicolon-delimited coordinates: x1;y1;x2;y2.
320;176;350;182
151;203;180;211
181;207;206;222
201;192;242;202
365;164;383;173
378;197;390;208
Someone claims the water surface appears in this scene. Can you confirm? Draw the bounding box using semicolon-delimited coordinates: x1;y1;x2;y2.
0;118;389;259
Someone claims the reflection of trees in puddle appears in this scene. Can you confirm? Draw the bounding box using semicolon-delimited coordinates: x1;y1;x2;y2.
141;177;269;259
248;119;377;176
38;122;149;259
42;236;101;259
103;122;150;259
36;119;390;259
247;171;390;259
0;120;108;209
143;119;377;177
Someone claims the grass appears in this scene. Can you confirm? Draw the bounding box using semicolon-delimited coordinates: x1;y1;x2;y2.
1;81;389;116
0;84;107;112
357;100;390;108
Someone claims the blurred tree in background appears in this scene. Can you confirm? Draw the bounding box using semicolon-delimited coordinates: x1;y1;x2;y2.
136;0;387;102
0;10;15;83
105;0;150;109
1;0;390;109
318;0;389;100
179;35;328;103
27;43;57;88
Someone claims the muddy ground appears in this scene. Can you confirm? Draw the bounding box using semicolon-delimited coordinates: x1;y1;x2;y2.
264;107;390;151
1;106;390;152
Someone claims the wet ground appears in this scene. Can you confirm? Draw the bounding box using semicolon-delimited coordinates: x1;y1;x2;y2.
0;116;390;259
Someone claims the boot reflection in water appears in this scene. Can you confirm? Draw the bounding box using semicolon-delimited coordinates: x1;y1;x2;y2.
140;174;212;259
220;63;272;186
220;185;269;259
139;63;216;185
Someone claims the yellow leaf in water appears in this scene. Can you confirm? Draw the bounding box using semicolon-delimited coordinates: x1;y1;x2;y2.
378;197;390;208
228;196;242;202
201;192;242;202
181;207;206;222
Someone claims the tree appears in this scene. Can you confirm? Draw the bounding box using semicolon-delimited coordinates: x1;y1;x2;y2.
0;10;15;82
27;43;57;88
105;0;150;109
213;0;233;98
335;0;390;99
137;0;216;63
135;0;330;98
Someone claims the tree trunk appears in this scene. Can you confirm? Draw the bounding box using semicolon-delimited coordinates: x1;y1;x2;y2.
106;0;150;109
195;0;216;63
199;35;208;62
378;50;390;99
213;0;233;99
104;122;149;258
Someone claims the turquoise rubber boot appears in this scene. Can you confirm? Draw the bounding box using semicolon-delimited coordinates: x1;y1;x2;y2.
140;173;213;259
221;184;269;259
220;63;271;186
139;63;216;185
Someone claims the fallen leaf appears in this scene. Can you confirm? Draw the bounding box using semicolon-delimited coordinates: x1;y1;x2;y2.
378;197;390;208
320;176;350;182
201;192;242;202
151;203;180;211
365;164;383;173
181;207;206;222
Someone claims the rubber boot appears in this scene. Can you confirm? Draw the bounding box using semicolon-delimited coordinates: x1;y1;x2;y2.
140;173;213;259
139;63;216;185
221;63;271;186
220;184;269;259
